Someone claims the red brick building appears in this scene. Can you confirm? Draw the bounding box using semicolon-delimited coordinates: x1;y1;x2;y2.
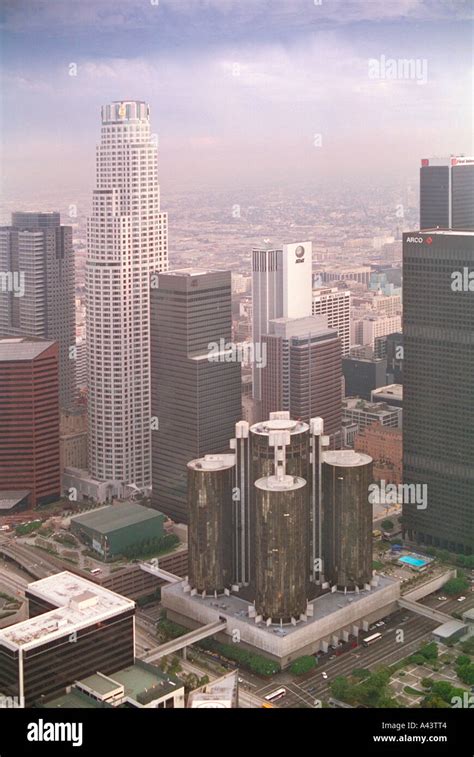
354;421;402;484
0;337;60;506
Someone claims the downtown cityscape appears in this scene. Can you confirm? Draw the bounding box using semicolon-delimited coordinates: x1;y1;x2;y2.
0;0;473;752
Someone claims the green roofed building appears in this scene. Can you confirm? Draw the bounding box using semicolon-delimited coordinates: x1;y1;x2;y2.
70;502;165;559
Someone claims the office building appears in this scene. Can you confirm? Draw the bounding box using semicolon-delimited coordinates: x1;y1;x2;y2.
312;286;351;355
150;269;241;523
41;662;185;709
320;265;371;288
386;332;404;383
0;212;75;408
254;431;308;622
403;230;474;553
371;384;403;408
251;241;312;402
351;314;402;351
0;337;60;507
60;407;88;476
342;355;388;400
322;450;373;590
342;398;402;431
187;454;235;594
0;572;135;707
355;422;402;485
420;156;474;230
86;100;168;491
261;315;342;435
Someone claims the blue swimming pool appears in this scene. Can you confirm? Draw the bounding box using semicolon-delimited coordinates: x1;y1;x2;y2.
399;555;429;568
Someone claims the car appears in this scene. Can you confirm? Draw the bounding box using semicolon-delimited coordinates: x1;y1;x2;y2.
329;655;336;660
321;672;328;680
457;596;466;602
401;616;409;622
438;596;447;601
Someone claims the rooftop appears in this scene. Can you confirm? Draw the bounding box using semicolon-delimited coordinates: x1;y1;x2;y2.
108;662;182;702
0;490;30;509
0;572;134;651
0;337;56;362
372;384;403;400
70;502;163;534
323;450;372;468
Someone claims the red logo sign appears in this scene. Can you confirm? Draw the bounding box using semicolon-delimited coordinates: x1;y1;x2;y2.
425;237;433;245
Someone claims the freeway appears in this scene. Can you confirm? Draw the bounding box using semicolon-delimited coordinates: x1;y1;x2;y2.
0;566;28;597
0;537;57;579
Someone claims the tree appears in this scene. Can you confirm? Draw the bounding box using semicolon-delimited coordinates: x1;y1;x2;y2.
249;657;280;676
352;668;371;680
443;576;469;596
290;656;316;676
421;677;433;689
330;676;351;702
381;519;394;532
418;642;438;661
431;680;455;703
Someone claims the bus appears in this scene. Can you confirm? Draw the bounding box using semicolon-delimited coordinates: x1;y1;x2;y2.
362;632;382;647
264;688;286;703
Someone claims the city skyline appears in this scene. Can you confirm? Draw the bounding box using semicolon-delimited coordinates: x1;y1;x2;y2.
0;0;473;732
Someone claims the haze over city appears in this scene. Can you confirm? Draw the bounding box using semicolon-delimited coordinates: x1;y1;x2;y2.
1;0;472;201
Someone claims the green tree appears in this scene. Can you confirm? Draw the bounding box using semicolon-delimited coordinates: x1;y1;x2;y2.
443;576;469;596
290;656;316;676
352;668;371;680
381;519;394;532
330;676;351;702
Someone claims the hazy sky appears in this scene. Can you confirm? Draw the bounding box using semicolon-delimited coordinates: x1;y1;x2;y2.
1;0;472;201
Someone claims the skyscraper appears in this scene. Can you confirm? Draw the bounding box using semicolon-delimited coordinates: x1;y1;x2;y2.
322;450;373;590
420;156;474;230
150;269;241;523
86;101;168;489
187;454;235;594
312;286;351;356
0;212;75;408
254;431;308;622
403;230;474;554
261;315;342;436
251;241;312;404
0;336;60;507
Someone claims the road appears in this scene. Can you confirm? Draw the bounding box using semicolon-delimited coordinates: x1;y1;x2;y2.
255;609;439;708
0;536;57;579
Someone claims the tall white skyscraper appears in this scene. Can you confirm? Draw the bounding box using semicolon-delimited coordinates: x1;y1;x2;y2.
312;286;351;356
86;101;168;489
251;241;312;402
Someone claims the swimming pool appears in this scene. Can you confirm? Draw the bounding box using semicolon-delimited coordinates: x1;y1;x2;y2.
399;555;429;568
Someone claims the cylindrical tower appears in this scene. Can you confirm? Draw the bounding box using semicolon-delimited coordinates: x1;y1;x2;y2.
250;413;310;587
250;413;310;481
322;450;373;591
187;454;235;594
254;473;308;622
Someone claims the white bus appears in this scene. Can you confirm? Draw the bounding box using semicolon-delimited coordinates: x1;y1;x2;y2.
264;687;286;702
362;632;382;647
